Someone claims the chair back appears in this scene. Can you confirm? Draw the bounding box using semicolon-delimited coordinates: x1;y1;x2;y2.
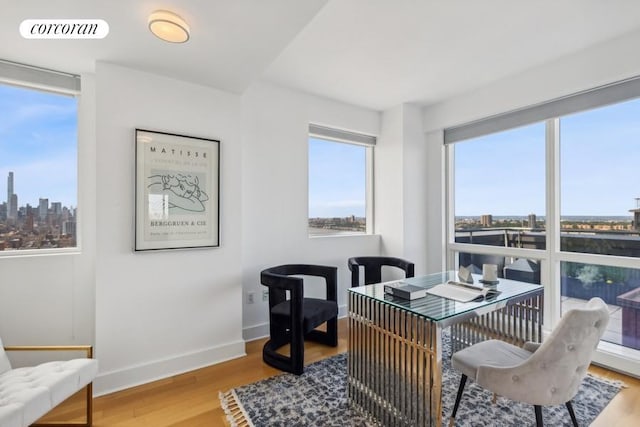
477;297;610;405
348;256;414;287
261;264;338;307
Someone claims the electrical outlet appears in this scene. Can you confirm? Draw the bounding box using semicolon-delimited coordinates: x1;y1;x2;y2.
262;289;269;302
246;291;256;304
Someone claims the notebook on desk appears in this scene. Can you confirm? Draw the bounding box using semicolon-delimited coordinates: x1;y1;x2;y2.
426;281;500;302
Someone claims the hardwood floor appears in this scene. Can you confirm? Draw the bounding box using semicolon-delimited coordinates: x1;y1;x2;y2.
42;318;640;426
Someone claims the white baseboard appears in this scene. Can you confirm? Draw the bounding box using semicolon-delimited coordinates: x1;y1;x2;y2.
592;341;640;378
338;303;348;318
243;322;269;342
94;304;350;396
243;304;348;343
93;340;246;396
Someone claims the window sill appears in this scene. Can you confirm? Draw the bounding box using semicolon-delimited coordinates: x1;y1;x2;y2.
0;247;81;259
308;233;379;240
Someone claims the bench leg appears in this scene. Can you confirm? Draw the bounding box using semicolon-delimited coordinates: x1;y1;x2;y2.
32;382;93;427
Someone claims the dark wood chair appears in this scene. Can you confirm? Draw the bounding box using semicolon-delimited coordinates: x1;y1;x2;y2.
347;256;415;287
260;264;338;375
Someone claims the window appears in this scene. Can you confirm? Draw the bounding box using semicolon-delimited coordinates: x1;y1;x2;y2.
557;99;640;351
560;98;640;257
453;123;546;251
446;76;640;368
308;124;374;236
0;62;79;253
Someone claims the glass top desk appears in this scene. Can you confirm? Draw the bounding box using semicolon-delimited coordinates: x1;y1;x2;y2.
347;271;543;427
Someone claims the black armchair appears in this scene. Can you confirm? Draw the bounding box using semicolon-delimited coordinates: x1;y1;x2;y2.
260;264;339;375
348;256;415;287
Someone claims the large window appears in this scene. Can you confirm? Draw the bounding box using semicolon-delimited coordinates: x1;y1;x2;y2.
454;122;546;252
0;67;79;252
308;124;374;236
446;77;640;370
560;98;640;257
557;99;640;351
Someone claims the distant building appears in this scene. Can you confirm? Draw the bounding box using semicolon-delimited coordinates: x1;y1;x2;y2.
9;194;17;220
39;198;48;221
51;202;62;215
528;213;537;228
62;220;76;237
62;207;70;222
481;214;493;227
631;198;640;230
25;213;34;232
6;172;14;219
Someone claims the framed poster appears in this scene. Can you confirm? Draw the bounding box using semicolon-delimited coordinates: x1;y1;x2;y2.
135;129;220;251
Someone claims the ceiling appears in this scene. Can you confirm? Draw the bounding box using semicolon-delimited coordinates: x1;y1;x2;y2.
2;1;640;111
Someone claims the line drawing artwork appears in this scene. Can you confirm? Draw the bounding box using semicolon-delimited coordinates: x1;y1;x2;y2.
147;173;209;213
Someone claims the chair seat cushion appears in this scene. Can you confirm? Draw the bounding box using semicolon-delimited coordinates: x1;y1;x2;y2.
0;358;98;427
271;298;338;333
0;402;24;427
452;339;533;381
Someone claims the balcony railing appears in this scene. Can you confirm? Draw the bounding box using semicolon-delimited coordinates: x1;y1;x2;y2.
455;227;640;349
456;227;640;256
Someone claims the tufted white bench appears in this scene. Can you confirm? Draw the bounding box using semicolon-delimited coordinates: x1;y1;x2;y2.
0;335;98;427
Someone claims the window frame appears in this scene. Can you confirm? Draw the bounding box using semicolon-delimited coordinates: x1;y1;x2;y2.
445;81;640;376
0;61;80;257
308;124;375;237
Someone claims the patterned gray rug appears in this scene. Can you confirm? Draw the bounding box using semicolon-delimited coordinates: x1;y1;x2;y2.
220;341;623;426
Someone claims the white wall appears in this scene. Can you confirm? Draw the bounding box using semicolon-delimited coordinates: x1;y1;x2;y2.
240;82;381;340
375;106;404;256
400;104;430;275
375;104;431;275
422;29;640;132
424;129;445;274
93;63;244;395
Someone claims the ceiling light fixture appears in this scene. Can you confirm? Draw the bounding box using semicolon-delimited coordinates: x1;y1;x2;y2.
148;10;190;43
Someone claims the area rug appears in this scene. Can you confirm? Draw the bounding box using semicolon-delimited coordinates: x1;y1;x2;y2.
220;340;623;426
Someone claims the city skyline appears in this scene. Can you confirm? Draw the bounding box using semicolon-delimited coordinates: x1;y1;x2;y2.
0;83;77;208
2;170;75;211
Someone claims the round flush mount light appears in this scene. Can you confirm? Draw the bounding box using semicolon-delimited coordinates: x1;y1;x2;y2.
148;10;190;43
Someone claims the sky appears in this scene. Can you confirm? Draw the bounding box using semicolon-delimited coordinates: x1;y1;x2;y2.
455;98;640;217
4;81;637;219
0;83;77;209
309;137;366;218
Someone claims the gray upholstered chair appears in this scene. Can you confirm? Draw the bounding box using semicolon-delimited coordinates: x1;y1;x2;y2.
449;297;609;427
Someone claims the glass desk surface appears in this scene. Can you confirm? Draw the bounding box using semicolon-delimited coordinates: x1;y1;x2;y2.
348;270;542;323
